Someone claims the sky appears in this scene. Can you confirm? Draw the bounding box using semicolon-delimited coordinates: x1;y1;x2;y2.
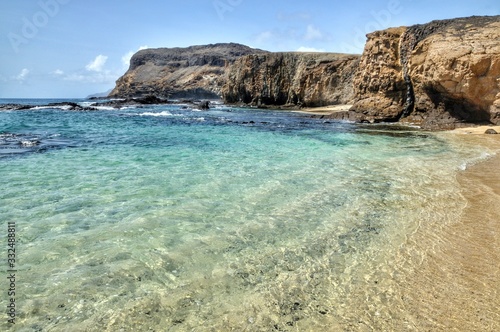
0;0;498;98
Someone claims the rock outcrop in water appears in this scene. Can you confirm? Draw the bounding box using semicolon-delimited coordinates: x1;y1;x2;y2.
333;15;500;128
109;43;268;99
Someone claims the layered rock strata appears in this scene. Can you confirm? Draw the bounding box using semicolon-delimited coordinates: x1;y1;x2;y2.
334;15;500;128
221;53;360;107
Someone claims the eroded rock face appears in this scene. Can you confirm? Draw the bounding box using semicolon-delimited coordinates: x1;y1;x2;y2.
221;53;360;107
336;15;500;128
109;43;268;99
346;27;407;122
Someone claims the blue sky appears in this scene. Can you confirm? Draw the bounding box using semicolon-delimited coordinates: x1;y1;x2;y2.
1;0;498;98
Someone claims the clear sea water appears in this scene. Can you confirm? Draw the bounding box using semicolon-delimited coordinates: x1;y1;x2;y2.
1;99;499;331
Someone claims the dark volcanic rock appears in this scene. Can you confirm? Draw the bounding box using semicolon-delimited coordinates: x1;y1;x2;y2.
0;104;33;111
91;95;170;108
0;102;97;111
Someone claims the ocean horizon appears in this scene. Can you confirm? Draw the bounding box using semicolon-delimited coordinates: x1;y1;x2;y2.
1;98;499;331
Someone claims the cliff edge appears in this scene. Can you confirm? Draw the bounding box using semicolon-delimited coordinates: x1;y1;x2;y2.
221;52;360;107
333;15;500;128
110;15;500;129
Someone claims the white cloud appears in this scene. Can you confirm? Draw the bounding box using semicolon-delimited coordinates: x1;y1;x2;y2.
63;71;118;84
296;46;326;53
255;31;274;44
121;45;148;69
277;11;312;21
85;55;108;72
304;25;323;41
52;69;64;75
15;68;30;81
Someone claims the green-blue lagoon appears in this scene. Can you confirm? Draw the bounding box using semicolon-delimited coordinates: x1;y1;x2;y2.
1;100;499;331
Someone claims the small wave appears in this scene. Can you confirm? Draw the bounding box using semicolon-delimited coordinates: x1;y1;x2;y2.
140;111;174;117
31;105;73;111
458;151;495;171
94;106;116;111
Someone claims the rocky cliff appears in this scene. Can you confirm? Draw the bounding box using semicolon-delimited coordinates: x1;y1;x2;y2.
111;15;499;129
221;53;360;107
333;15;500;128
109;43;268;99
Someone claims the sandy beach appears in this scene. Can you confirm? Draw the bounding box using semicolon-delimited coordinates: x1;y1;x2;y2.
292;104;353;115
396;147;500;330
452;125;500;135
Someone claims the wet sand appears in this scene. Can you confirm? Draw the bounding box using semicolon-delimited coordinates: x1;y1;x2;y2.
396;153;500;331
292;104;353;115
452;125;500;135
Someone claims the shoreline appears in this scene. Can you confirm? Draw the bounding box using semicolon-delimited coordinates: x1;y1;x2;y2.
451;125;500;135
398;152;500;330
292;104;353;115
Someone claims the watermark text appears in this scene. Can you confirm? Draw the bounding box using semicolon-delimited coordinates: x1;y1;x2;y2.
6;221;17;324
8;0;71;53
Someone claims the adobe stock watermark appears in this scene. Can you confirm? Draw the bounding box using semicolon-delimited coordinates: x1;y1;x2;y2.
7;0;72;54
340;0;413;54
213;0;243;21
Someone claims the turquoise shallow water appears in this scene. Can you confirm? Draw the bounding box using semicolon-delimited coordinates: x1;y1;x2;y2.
1;100;499;331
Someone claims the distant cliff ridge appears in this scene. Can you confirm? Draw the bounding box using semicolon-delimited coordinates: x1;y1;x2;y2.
110;15;500;128
109;43;268;99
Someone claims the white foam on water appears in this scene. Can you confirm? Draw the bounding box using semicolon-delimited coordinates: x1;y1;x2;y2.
140;111;175;117
94;106;116;111
32;105;73;110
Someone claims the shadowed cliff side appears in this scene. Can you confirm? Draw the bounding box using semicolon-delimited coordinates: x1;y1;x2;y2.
332;15;500;129
109;43;268;99
221;53;360;107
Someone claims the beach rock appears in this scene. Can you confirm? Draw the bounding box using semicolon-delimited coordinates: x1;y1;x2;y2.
0;104;33;111
91;95;170;108
485;129;498;134
109;43;268;99
221;52;360;107
0;102;97;111
197;101;210;110
333;15;500;129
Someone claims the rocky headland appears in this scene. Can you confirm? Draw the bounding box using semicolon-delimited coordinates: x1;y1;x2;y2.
110;15;500;129
334;15;500;129
109;43;267;99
